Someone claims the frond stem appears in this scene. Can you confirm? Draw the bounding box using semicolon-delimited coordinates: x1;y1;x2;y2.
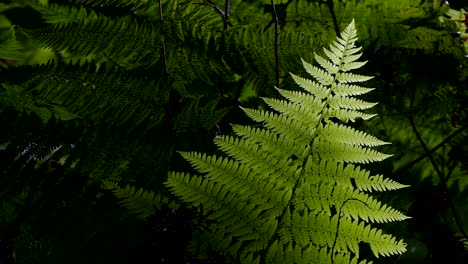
331;198;371;264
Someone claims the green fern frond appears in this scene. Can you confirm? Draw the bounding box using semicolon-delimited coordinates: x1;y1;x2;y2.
27;15;159;64
165;1;223;45
166;20;409;263
30;3;99;25
0;26;23;66
2;61;168;124
174;96;231;135
0;83;80;122
224;25;323;98
102;180;177;219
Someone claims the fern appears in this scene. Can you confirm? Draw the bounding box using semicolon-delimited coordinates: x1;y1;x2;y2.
166;20;409;263
101;180;178;219
25;14;159;66
29;3;100;25
1;60;169;125
0;26;23;67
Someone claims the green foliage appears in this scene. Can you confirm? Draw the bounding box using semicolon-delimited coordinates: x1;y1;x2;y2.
446;7;468;54
101;180;179;219
30;3;99;25
27;14;160;66
1;61;168;125
0;26;23;67
166;20;410;263
1;0;468;263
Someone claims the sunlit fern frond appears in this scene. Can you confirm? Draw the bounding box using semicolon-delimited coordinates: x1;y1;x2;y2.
166;20;409;263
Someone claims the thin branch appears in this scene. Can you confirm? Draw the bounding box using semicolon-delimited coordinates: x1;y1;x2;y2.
395;124;468;174
103;52;126;70
408;117;468;239
193;0;231;97
159;0;169;75
193;1;224;16
192;0;233;29
408;118;444;178
263;0;293;32
223;0;231;30
271;0;280;89
326;0;340;37
445;160;458;184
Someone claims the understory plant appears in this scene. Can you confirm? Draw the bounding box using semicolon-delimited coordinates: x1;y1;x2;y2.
166;20;410;264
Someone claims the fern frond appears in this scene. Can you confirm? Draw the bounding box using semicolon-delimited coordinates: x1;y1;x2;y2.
30;3;99;26
101;180;176;219
167;20;409;263
167;171;279;254
2;61;168;125
0;26;23;65
28;15;159;64
0;83;80;123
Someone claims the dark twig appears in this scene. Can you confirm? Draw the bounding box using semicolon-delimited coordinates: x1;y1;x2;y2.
408;117;468;239
408;118;444;180
159;0;169;75
103;52;126;70
270;0;280;89
445;160;458;184
263;0;293;32
192;0;233;28
395;124;468;174
193;0;231;97
193;1;224;16
309;0;340;36
326;0;340;37
223;0;231;30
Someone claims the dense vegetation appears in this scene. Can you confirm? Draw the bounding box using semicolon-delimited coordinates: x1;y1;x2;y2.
0;0;467;263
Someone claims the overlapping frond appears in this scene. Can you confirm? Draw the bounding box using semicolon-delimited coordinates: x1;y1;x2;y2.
0;26;23;66
30;3;99;25
101;180;177;219
166;20;409;263
1;61;168;125
26;14;159;65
